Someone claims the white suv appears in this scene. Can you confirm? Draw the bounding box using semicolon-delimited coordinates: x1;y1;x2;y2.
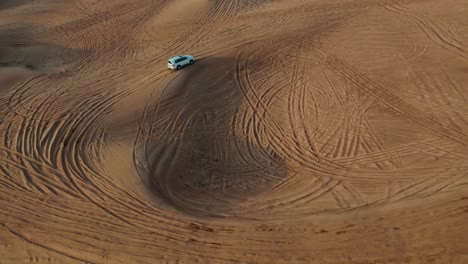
167;55;195;70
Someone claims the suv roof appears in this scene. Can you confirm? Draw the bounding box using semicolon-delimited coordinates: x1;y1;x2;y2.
169;55;183;62
168;55;192;63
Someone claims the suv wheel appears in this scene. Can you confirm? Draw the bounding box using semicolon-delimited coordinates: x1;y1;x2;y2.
189;60;194;65
176;65;181;70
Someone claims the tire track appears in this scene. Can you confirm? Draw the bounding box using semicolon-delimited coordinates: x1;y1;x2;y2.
385;1;467;59
312;46;468;146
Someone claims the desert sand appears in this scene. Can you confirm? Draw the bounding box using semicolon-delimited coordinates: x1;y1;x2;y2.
1;0;468;263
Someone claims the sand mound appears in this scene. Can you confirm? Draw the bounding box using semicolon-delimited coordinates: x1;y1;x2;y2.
136;57;288;217
158;0;210;22
0;44;76;71
0;25;81;72
0;0;30;11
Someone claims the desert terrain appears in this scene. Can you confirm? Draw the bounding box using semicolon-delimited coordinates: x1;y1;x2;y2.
1;0;468;263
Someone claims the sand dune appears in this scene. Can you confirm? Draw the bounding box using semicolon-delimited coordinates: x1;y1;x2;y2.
1;0;467;263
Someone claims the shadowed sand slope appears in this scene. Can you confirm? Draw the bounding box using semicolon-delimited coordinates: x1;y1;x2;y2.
0;0;467;263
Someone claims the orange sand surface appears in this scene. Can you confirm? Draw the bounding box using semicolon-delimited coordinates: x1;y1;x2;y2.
1;0;467;263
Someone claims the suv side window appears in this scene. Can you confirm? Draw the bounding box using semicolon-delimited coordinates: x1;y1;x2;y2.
174;57;186;63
